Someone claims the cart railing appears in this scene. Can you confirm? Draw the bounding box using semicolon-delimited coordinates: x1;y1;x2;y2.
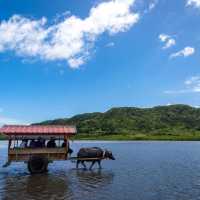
8;147;68;162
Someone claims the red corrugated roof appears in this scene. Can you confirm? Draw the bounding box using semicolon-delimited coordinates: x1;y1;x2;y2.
0;125;76;136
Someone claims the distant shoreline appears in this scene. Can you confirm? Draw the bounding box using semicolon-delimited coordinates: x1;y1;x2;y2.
1;133;200;141
73;134;200;141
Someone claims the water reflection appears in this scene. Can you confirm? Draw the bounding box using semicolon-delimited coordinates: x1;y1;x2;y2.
74;169;114;187
0;169;114;200
2;173;72;200
68;169;114;200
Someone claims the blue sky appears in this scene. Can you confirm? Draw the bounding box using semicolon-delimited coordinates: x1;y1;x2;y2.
0;0;200;124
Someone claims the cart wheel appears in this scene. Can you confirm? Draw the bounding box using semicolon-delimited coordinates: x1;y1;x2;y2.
28;155;48;174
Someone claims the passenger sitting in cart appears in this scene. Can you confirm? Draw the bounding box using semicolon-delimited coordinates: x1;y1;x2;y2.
62;139;73;156
20;138;28;148
37;137;45;147
0;125;77;174
29;139;36;148
47;137;56;148
61;139;67;148
35;137;45;148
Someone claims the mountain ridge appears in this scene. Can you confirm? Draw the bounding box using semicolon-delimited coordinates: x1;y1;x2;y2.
35;104;200;135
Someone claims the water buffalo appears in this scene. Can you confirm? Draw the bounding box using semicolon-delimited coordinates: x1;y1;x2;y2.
76;147;115;170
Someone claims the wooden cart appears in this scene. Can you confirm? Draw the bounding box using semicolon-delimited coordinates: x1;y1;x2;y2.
0;125;76;174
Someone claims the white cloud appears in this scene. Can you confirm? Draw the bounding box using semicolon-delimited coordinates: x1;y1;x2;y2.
0;0;139;68
164;76;200;94
159;34;176;49
194;105;200;108
164;89;187;94
149;2;156;11
159;34;169;42
0;116;26;126
170;47;195;59
143;0;158;13
106;42;115;47
186;0;200;8
68;57;85;69
164;39;176;49
166;103;174;106
184;76;200;92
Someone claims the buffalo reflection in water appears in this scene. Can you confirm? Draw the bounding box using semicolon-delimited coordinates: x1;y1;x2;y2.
1;169;114;200
69;169;114;192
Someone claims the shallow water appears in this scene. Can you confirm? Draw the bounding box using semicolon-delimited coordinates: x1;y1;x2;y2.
1;141;200;200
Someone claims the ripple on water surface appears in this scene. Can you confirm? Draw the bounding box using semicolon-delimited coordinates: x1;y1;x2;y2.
1;141;200;200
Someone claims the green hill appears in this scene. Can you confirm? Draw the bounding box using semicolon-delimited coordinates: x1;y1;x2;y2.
35;104;200;136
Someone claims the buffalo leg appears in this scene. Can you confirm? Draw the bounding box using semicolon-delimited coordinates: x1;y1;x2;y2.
89;161;96;170
81;161;87;169
76;160;80;168
97;160;102;169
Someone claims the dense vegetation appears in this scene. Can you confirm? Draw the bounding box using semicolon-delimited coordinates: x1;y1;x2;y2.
36;104;200;136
